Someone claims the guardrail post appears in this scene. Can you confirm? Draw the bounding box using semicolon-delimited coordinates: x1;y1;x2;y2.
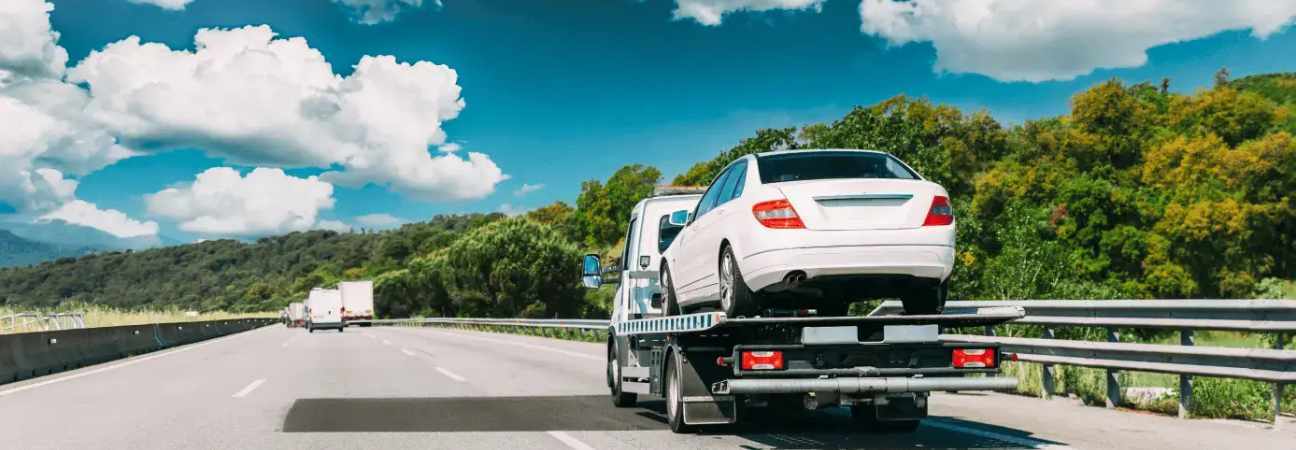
1179;329;1194;418
983;325;996;336
1275;333;1288;429
1041;327;1056;399
1106;327;1121;409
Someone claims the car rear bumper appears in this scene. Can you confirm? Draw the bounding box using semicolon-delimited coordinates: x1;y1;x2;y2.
742;244;954;291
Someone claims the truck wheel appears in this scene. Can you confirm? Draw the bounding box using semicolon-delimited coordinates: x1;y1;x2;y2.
338;327;344;333
718;246;753;317
661;264;680;316
609;343;637;407
665;351;692;433
900;280;947;315
308;326;314;333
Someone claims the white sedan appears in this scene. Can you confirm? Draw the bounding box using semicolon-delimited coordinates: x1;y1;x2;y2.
658;149;954;317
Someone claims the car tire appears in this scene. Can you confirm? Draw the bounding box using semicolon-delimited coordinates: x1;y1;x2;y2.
665;350;691;433
900;280;947;315
718;246;754;317
662;263;681;316
609;342;638;407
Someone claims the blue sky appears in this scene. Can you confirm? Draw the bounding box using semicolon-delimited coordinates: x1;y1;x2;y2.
3;0;1296;242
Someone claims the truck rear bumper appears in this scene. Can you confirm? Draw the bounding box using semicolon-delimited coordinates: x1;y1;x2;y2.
711;376;1017;395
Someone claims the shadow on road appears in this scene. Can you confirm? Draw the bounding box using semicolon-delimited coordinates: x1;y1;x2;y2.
282;395;1066;448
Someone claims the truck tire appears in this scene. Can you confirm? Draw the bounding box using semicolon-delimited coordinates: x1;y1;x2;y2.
661;263;681;316
608;343;637;407
900;279;947;315
665;350;692;433
308;326;314;333
718;246;753;317
338;327;344;333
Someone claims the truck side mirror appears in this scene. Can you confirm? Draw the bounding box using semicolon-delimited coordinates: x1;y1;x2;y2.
668;209;690;227
582;254;602;289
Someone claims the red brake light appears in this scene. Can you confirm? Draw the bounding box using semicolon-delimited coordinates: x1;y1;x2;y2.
752;199;804;229
740;351;784;370
923;195;954;226
952;348;996;368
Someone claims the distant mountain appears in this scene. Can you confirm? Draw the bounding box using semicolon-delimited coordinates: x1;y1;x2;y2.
0;229;92;268
0;219;183;267
4;220;180;251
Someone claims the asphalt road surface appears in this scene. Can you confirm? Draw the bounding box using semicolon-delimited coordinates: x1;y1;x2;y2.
2;325;1292;449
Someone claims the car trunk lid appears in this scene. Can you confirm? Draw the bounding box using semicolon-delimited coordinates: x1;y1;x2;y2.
775;179;939;231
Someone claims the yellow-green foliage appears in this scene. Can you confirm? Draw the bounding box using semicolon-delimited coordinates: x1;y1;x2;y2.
0;305;271;335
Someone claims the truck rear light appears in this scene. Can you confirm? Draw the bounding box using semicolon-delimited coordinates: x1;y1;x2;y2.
952;348;996;368
923;195;954;226
740;351;784;370
752;199;804;229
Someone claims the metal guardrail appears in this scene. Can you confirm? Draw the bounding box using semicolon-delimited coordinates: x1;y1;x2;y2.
1;312;86;333
870;299;1295;425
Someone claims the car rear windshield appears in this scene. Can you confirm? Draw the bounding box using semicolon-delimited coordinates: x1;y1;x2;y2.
756;151;918;183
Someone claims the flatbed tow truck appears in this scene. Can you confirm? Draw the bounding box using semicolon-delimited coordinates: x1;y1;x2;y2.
583;189;1023;433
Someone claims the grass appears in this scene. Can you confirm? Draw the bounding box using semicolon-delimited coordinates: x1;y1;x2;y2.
0;305;274;335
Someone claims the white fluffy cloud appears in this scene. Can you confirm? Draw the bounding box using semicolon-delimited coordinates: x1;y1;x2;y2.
513;183;544;197
145;167;336;237
0;0;67;79
68;25;506;201
126;0;195;10
858;0;1296;82
333;0;425;25
673;0;823;26
355;213;404;228
39;199;159;238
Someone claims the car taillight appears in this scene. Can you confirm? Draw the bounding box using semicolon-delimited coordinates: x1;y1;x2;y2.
923;195;954;226
740;351;784;370
752;199;804;229
952;348;996;368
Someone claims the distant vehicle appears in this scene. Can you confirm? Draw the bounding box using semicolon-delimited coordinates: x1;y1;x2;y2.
287;302;306;328
659;149;954;318
339;280;374;325
305;288;344;333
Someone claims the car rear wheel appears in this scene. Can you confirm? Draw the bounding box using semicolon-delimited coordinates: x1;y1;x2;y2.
901;280;947;315
718;246;754;317
662;264;681;316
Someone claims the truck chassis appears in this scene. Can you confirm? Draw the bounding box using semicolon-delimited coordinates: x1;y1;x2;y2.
607;307;1023;432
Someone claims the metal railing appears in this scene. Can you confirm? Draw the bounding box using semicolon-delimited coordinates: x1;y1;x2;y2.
366;299;1296;425
869;299;1296;425
0;312;86;333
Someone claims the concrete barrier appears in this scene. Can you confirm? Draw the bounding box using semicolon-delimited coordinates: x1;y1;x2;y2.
0;318;275;386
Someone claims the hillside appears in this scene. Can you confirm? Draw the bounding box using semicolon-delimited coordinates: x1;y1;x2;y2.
0;214;503;312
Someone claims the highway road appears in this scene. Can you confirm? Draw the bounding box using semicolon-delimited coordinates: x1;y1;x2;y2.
2;325;1291;449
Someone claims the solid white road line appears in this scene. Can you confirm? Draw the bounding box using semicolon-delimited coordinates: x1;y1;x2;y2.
232;379;266;398
546;431;595;450
0;327;267;398
404;328;601;361
926;418;1071;449
434;367;466;382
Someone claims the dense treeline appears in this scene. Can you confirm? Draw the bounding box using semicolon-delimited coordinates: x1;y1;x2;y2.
1;73;1292;316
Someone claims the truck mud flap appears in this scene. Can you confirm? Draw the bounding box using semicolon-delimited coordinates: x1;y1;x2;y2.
679;347;738;426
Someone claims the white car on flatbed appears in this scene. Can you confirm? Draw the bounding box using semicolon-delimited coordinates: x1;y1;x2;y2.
659;149;954;317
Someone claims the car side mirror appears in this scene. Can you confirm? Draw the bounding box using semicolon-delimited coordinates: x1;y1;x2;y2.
581;254;602;289
668;209;690;227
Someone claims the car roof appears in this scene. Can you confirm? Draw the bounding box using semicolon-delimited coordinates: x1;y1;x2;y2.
752;148;890;158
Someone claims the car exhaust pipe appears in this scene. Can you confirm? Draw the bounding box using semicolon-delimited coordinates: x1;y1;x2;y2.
783;271;807;285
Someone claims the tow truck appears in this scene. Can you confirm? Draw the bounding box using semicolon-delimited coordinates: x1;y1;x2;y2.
581;187;1022;433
